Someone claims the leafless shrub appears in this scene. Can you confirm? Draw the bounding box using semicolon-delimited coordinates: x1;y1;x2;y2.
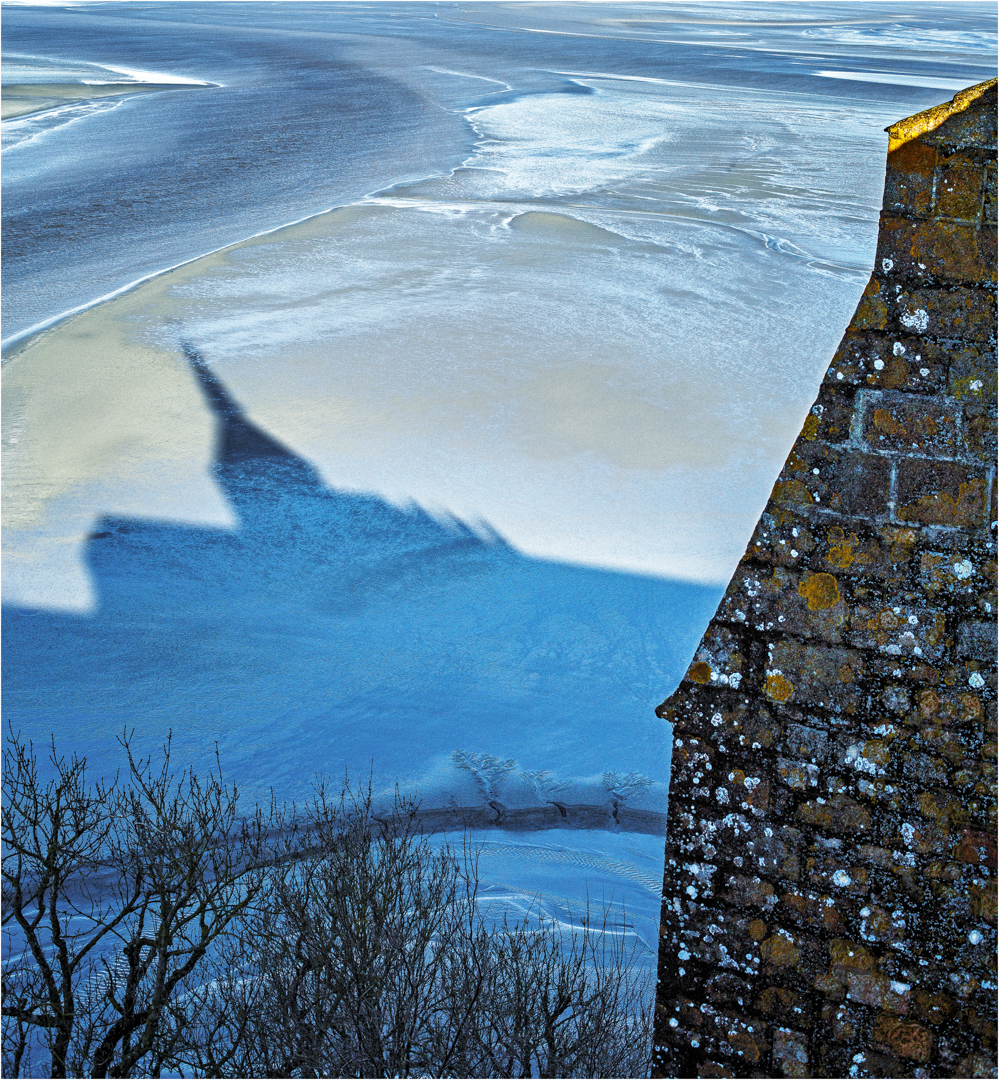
3;739;653;1078
2;731;274;1078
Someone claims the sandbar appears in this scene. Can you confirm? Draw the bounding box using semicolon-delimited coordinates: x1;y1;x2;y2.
2;81;198;120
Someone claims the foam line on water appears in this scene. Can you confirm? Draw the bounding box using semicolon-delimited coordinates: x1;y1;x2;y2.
424;66;513;93
813;70;983;90
544;68;919;103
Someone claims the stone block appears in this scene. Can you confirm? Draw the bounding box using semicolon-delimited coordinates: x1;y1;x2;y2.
783;723;830;765
825;331;947;392
872;1015;933;1063
876;218;996;285
771;1027;811;1078
891;286;997;341
717;565;848;644
798;396;854;445
849;1049;904;1078
683;625;748;689
719;873;777;911
851;277;889;331
957;620;999;660
963;402;997;462
919;548;990;598
946;341;997;399
798;794;871;836
883;138;937;218
742;509;820;570
848;603;946;660
896;459;989;527
984;161;997;223
772;445;893;521
934;156;985;221
924;86;998;151
858;390;959;456
766;640;864;711
912;686;986;729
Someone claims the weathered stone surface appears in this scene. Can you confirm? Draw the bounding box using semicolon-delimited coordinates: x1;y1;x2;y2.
653;81;997;1079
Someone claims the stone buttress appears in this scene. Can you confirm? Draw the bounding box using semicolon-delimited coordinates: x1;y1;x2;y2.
652;81;997;1079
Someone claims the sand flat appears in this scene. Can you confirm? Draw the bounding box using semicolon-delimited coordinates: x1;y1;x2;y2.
2;81;197;120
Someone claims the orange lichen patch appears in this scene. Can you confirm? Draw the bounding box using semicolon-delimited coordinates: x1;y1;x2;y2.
748;919;768;942
798;572;842;611
801;413;820;441
853;277;888;330
828;533;858;568
687;661;712;685
873;408;907;438
760;935;799;967
899;479;986;527
727;1029;762;1062
953;831;998;867
773;479;814;507
838;664;854;683
868;608;899;632
764;674;794;703
785;450;809;473
880;355;909;390
886;78;998;152
873;1016;933;1063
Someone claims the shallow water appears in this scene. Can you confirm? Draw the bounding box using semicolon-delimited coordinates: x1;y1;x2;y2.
3;0;996;997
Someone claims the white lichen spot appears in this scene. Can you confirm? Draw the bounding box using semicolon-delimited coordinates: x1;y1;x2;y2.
882;258;894;272
729;673;742;689
836;371;844;380
920;367;930;376
832;870;851;887
900;308;929;332
969;672;985;689
716;787;729;804
953;560;973;579
907;615;919;625
893;342;905;356
968;931;983;946
874;359;885;370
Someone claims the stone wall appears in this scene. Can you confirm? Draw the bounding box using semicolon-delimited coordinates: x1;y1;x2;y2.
652;81;997;1079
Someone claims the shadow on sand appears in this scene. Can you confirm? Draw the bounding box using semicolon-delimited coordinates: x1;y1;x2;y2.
2;346;722;806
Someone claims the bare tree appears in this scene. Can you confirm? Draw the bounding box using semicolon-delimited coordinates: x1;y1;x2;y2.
2;731;275;1078
3;739;654;1078
175;782;654;1079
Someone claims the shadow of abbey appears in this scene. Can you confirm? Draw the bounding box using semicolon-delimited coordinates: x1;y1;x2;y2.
3;347;722;803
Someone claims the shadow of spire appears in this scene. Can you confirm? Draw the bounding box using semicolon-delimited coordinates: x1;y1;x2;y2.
182;341;325;524
3;345;723;819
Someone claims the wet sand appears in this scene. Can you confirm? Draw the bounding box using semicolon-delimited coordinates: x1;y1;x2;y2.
2;81;198;120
